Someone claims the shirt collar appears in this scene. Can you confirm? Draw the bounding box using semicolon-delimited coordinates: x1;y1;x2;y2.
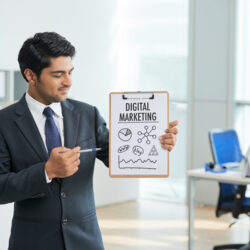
25;91;63;118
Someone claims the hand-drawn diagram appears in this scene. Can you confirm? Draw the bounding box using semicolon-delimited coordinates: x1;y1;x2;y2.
118;156;157;169
149;145;159;156
118;145;130;153
118;128;132;141
137;125;157;144
110;92;169;177
132;146;144;156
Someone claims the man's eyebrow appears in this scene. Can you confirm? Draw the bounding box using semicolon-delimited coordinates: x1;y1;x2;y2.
50;67;74;74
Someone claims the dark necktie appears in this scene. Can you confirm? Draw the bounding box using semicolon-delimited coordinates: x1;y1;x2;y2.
43;107;62;155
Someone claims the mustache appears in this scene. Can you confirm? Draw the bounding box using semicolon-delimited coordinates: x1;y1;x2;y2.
58;86;70;90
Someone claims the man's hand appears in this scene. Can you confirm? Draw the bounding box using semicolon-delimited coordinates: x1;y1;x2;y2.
159;120;179;152
45;146;80;179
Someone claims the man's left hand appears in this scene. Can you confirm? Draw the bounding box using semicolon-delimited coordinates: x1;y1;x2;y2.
159;120;179;152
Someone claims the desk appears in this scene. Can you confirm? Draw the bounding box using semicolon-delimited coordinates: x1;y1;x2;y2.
187;168;250;250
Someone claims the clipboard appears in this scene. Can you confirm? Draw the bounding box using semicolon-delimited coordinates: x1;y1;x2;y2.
109;91;169;178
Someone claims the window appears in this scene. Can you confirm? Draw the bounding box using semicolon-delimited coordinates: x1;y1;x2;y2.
0;70;27;109
235;0;250;153
112;0;189;202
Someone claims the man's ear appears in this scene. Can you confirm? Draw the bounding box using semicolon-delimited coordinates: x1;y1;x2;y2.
24;69;38;85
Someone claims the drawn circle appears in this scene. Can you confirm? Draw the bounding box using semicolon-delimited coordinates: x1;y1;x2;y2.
152;126;156;130
138;131;142;135
146;140;150;144
118;128;132;141
152;135;157;139
132;146;144;156
138;138;142;143
145;125;148;130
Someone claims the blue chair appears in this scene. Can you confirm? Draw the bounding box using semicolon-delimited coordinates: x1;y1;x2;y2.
209;129;250;250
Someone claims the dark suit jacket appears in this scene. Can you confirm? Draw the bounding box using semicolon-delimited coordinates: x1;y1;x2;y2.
0;94;109;250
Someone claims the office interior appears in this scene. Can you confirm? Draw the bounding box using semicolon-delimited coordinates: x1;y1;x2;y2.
0;0;249;249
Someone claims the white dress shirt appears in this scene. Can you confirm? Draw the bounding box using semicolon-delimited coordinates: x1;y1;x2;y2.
25;92;64;183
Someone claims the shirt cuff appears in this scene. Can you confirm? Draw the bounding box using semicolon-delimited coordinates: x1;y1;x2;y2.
45;169;52;183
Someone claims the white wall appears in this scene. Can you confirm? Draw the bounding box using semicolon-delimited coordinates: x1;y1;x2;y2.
0;0;139;204
188;0;236;205
0;1;239;248
0;1;139;249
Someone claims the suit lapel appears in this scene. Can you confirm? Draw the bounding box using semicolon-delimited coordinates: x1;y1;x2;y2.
15;95;49;161
14;96;80;162
61;100;80;149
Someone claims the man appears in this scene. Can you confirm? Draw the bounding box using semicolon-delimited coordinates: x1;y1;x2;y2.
0;32;178;250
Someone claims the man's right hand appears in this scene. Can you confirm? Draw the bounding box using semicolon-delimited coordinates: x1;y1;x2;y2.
45;146;80;179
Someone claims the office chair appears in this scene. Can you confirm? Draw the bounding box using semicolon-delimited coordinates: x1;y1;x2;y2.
209;129;250;250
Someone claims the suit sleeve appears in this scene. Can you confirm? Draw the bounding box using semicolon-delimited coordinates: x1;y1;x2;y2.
0;132;52;204
94;107;109;167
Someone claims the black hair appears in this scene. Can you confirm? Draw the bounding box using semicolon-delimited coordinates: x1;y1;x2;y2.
18;32;76;81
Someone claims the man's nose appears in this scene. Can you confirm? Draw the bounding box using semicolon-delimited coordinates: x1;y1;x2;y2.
63;74;72;86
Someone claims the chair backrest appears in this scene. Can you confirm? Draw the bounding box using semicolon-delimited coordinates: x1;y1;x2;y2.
209;129;243;165
209;129;245;217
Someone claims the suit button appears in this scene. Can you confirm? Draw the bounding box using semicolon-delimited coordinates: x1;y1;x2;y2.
62;218;68;225
61;192;66;198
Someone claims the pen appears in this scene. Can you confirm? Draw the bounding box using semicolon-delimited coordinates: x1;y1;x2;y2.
78;148;102;153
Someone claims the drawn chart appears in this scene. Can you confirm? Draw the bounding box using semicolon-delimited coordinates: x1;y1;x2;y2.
118;128;132;141
149;145;159;156
118;156;157;170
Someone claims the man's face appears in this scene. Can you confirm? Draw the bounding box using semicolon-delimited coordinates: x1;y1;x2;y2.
30;56;74;105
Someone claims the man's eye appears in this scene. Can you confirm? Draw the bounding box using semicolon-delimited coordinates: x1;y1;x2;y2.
53;75;61;78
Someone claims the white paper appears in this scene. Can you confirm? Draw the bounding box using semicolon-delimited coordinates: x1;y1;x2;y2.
110;92;169;177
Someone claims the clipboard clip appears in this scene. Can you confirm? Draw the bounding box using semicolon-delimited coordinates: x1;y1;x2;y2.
122;91;154;100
